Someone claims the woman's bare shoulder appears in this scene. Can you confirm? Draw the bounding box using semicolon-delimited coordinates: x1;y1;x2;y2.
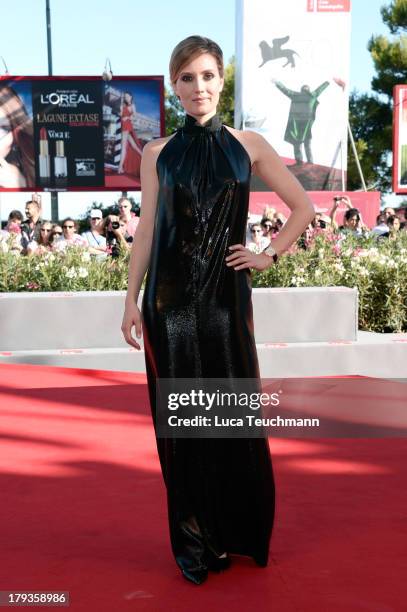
225;126;265;146
224;126;266;165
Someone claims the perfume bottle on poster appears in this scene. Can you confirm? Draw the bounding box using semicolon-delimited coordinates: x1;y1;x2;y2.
38;127;51;185
54;140;68;186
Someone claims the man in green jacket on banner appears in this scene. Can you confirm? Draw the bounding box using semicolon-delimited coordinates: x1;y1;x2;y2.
272;78;330;165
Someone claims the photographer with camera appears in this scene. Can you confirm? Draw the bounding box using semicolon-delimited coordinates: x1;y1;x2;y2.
311;211;332;233
329;195;368;235
103;214;133;258
297;212;331;250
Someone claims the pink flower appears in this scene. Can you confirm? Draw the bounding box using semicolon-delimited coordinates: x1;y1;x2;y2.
8;223;21;234
26;281;40;290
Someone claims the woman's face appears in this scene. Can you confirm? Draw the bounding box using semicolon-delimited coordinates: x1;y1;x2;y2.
124;93;132;105
261;221;273;236
0;106;13;158
346;215;359;229
392;218;401;231
173;53;224;121
250;226;263;244
40;223;53;243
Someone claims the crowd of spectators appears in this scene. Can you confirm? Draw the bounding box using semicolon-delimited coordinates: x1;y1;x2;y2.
1;193;406;261
246;196;407;253
0;195;139;258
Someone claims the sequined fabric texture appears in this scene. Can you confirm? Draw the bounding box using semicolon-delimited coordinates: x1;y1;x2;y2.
142;114;275;571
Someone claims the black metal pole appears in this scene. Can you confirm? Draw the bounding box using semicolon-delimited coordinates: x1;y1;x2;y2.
46;0;59;221
46;0;53;75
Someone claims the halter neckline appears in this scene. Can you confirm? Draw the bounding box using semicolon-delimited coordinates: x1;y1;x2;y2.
183;113;222;133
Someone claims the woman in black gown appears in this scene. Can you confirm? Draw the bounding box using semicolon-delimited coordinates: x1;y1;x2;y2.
122;36;314;585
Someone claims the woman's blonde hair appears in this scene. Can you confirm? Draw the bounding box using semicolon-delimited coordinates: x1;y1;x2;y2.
262;206;276;221
169;35;224;85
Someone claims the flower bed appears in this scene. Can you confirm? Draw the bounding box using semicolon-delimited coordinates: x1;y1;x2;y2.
1;232;406;333
0;248;130;292
253;232;407;333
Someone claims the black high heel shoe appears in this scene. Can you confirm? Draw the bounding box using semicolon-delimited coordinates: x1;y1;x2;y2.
177;517;209;584
181;566;208;585
253;554;268;568
204;549;231;572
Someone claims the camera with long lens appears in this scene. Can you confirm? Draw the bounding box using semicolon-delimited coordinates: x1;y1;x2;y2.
106;221;121;257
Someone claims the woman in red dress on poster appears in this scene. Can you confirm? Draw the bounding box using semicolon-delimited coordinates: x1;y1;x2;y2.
117;92;143;177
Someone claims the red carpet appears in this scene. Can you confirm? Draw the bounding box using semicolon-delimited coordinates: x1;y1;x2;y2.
1;363;406;611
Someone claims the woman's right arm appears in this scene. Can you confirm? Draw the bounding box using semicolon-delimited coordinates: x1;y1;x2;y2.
121;140;160;349
329;199;339;230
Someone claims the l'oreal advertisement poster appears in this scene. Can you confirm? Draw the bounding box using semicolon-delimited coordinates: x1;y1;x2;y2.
0;76;164;192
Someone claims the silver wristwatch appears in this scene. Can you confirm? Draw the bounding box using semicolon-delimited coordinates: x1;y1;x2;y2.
263;244;279;263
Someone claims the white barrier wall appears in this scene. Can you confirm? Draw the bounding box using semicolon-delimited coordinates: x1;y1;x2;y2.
1;288;406;377
0;287;357;351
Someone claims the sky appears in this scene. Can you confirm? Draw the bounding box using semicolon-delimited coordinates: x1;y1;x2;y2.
0;0;396;220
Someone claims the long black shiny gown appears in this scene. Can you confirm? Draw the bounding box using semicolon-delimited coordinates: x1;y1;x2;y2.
142;113;275;572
